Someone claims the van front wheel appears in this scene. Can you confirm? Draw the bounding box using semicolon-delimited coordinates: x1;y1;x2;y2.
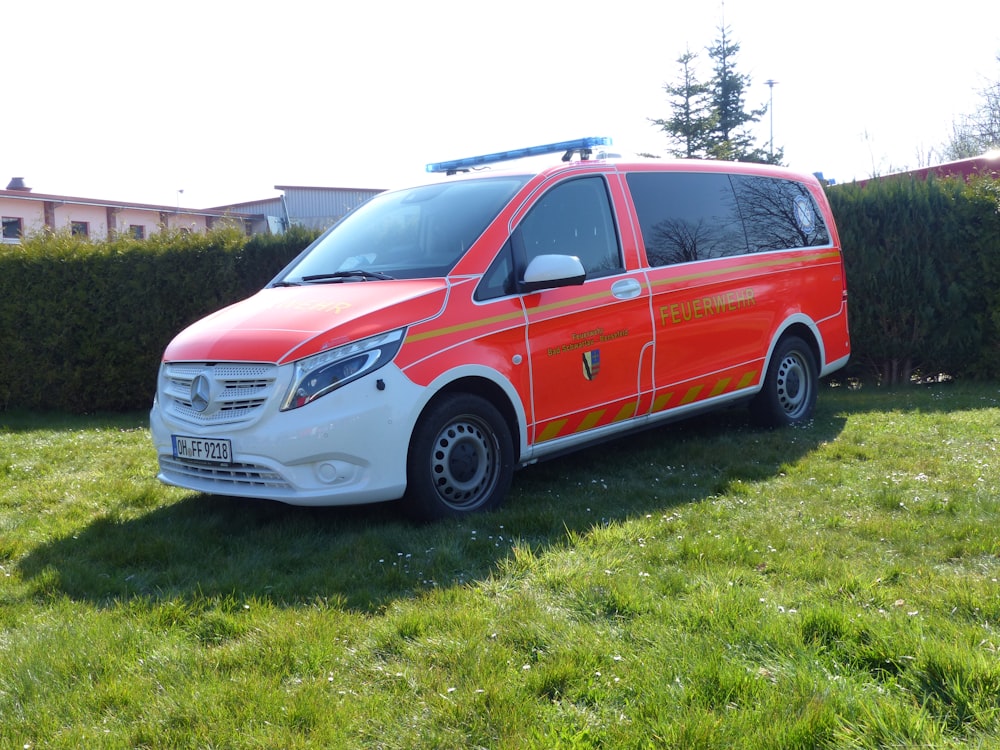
751;336;818;427
405;394;514;521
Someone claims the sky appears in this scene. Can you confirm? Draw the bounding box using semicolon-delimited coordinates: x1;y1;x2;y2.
5;0;1000;209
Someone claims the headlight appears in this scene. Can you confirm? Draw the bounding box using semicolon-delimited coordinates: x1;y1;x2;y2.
281;328;404;410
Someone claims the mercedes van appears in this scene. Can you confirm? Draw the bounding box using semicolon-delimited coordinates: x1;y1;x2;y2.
150;137;849;519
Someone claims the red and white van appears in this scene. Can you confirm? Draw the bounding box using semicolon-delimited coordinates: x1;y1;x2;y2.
150;138;850;519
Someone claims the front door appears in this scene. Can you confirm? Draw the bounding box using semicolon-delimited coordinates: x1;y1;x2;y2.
516;176;652;446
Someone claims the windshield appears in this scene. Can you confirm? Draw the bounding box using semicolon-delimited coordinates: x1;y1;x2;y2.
279;176;528;282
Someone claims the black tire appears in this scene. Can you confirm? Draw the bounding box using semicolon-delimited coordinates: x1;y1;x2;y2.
404;393;514;521
750;335;818;427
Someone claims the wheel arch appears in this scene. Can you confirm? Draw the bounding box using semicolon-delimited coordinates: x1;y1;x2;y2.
412;369;525;462
765;316;823;379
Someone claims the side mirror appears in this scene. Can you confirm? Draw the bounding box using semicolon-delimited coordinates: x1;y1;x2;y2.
521;254;586;293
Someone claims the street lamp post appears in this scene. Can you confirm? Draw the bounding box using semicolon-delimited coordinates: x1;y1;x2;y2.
764;79;778;159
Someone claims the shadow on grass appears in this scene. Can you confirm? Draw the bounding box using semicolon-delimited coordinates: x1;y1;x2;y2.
17;402;854;613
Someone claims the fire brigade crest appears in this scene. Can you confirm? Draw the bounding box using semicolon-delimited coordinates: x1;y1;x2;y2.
582;350;601;380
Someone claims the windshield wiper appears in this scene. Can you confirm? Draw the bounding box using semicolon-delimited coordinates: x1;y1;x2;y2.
301;270;395;283
269;280;302;287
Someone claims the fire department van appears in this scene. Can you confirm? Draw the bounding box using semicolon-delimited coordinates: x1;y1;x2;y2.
150;137;850;520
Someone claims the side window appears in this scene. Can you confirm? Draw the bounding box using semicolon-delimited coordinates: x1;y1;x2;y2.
475;240;516;301
731;175;831;252
627;171;747;267
517;177;622;278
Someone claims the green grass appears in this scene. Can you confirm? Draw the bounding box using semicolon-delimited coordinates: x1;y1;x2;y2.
2;384;999;748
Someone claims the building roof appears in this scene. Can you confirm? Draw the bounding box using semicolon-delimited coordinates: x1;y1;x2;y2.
207;185;386;212
855;152;1000;186
0;187;258;218
274;184;387;192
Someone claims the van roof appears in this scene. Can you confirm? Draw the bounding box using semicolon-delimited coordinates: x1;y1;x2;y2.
422;137;823;187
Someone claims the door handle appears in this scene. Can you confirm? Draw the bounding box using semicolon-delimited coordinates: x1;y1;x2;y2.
611;278;642;300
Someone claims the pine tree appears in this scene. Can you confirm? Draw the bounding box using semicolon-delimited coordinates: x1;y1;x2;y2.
651;24;781;164
704;24;777;163
649;49;715;159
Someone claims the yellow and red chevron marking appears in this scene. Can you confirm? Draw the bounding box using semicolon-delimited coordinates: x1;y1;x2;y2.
651;367;759;415
532;365;760;445
534;400;639;444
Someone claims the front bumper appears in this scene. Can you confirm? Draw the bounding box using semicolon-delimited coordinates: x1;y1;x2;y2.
150;363;422;506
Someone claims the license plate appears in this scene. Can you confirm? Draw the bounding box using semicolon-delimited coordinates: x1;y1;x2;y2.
172;435;232;464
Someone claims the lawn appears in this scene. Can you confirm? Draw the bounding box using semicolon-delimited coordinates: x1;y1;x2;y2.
1;383;999;748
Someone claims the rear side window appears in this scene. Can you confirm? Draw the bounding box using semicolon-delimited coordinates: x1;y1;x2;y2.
731;175;830;251
627;172;747;266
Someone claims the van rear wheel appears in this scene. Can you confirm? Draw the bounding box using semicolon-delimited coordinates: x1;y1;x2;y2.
405;393;514;521
751;336;818;427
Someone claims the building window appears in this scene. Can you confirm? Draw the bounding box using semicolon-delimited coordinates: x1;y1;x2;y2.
71;221;89;238
130;224;145;240
2;216;23;241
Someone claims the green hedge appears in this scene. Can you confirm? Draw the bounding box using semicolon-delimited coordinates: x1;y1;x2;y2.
827;175;1000;384
3;177;1000;413
0;225;318;413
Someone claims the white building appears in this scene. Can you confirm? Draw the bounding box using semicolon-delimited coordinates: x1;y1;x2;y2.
0;177;257;243
0;178;385;243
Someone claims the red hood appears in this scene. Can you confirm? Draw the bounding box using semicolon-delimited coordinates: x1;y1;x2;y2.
163;280;448;363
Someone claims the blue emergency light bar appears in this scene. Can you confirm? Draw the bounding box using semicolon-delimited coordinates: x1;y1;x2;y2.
426;136;613;174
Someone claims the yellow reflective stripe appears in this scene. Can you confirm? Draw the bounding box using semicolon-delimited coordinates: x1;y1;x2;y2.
614;402;636;422
406;249;840;344
527;289;616;315
680;385;703;405
709;377;731;398
647;250;841;290
653;393;673;412
577;410;606;432
537;401;637;444
534;369;757;445
405;285;628;345
649;368;757;418
536;420;567;443
405;309;524;344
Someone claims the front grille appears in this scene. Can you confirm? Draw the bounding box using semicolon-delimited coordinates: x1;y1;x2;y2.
159;456;291;490
162;362;279;427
